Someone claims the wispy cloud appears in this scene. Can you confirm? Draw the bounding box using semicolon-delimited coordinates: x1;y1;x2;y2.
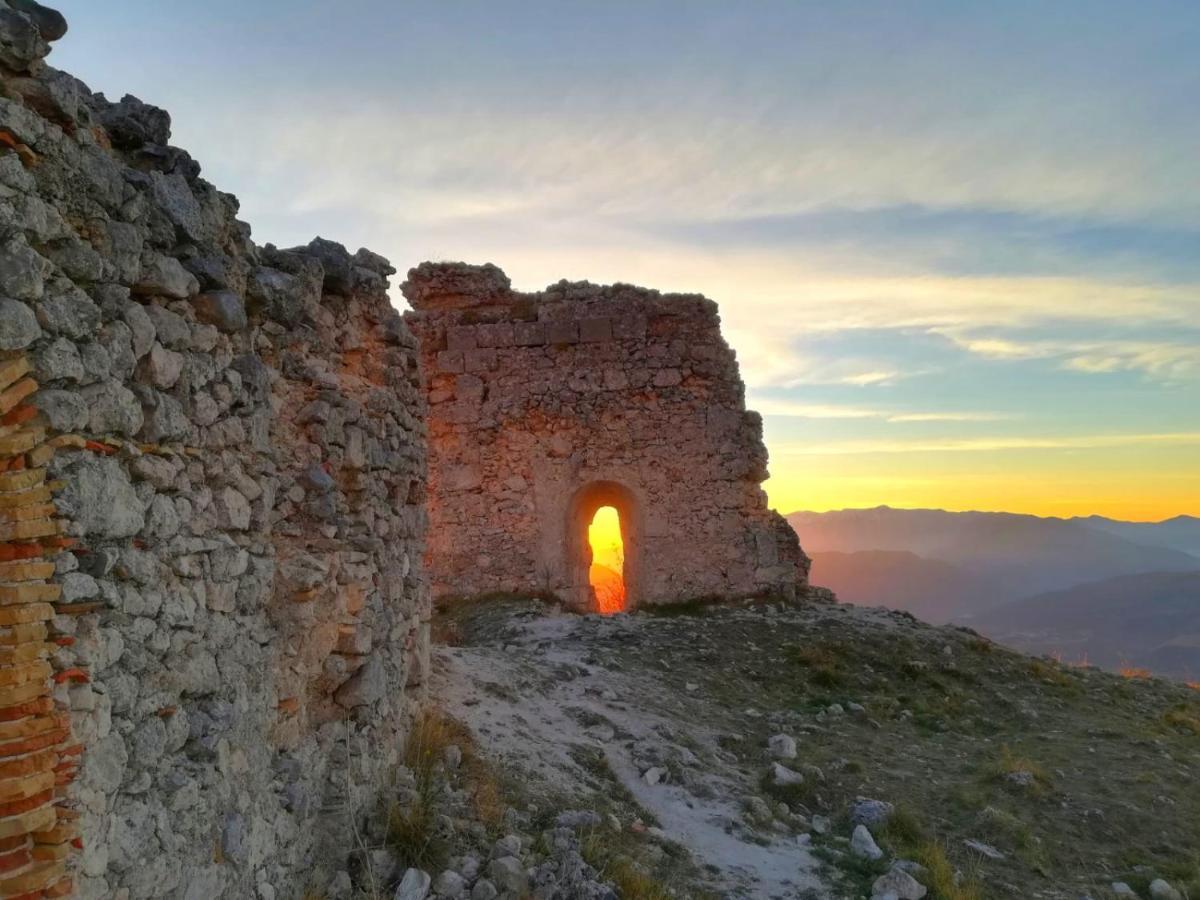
942;332;1200;380
751;398;1011;424
777;432;1200;456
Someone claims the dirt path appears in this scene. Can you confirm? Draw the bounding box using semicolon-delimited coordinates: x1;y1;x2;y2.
433;610;830;899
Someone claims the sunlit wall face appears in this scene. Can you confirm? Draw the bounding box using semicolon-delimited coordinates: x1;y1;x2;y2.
588;506;626;613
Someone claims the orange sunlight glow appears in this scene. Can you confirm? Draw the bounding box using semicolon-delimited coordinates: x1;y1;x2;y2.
588;506;626;613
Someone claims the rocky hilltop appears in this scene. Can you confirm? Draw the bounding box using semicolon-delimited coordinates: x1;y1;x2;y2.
1;3;427;897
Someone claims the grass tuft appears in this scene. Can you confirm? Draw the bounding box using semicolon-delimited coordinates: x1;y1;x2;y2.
880;805;929;852
580;830;675;900
984;745;1051;795
917;841;984;900
387;709;508;871
1162;705;1200;735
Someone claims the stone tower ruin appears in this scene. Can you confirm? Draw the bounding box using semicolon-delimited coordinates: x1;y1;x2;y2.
404;263;810;610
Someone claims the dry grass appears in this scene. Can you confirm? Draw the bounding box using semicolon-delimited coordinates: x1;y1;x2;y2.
1028;658;1074;688
984;745;1052;797
1162;705;1200;735
879;805;929;851
917;841;984;900
388;709;509;871
579;831;675;900
1118;662;1153;680
786;642;847;688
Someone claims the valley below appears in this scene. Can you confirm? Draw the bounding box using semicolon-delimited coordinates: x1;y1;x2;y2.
791;509;1200;680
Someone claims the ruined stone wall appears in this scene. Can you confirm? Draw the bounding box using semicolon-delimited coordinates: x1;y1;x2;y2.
0;6;427;898
404;263;809;609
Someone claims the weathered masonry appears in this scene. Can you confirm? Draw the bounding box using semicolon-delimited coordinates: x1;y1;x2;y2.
1;4;428;898
404;263;810;611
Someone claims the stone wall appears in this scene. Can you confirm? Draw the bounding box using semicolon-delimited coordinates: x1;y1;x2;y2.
0;5;428;899
404;263;809;609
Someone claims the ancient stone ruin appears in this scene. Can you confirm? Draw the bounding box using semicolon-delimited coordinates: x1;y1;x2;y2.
1;5;427;898
404;263;810;611
0;1;815;896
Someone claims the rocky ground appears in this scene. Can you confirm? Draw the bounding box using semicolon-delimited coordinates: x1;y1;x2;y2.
328;597;1200;900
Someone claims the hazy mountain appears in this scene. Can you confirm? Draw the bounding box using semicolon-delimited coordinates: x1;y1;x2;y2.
1073;515;1200;557
971;571;1200;679
789;507;1199;601
809;551;1002;624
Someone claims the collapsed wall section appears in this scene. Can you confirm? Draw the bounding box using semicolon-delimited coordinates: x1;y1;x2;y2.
0;5;427;898
403;262;809;609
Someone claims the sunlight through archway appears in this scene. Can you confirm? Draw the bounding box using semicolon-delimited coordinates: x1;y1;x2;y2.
588;505;626;613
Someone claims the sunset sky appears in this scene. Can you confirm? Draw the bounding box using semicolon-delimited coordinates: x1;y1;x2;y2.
54;1;1200;521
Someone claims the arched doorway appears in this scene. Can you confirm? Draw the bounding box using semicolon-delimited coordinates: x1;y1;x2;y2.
567;481;639;613
588;506;626;613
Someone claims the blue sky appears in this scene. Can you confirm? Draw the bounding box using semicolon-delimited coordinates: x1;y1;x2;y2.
51;1;1200;518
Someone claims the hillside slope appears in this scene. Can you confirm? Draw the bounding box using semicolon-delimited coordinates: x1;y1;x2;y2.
972;570;1200;677
432;598;1200;900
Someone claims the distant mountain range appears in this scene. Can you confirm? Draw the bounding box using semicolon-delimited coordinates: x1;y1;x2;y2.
1070;515;1200;557
974;571;1200;680
789;506;1200;679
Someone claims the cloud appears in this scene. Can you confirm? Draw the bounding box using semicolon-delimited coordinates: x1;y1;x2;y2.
775;432;1200;456
749;398;1010;423
839;370;902;386
942;332;1200;381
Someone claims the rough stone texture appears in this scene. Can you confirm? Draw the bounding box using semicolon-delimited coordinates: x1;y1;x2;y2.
404;263;809;609
0;6;428;898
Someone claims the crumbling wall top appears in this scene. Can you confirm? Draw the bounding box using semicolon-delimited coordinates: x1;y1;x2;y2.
402;261;512;311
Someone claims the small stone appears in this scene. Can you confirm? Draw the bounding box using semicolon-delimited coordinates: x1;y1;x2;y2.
146;343;184;389
487;857;527;895
1150;880;1184;900
35;286;101;339
135;253;199;299
60;571;99;603
394;867;431;900
326;872;352;900
767;734;797;759
555;810;602;830
192;290;247;333
470;881;498;900
0;236;48;300
491;834;521;859
771;763;804;787
33;337;83;382
851;825;884;860
872;867;927;900
850;798;895;828
81;380;143;436
34;388;87;431
143;305;190;349
642;766;666;785
0;298;40;350
8;0;68;41
334;656;386;708
432;870;465;898
963;839;1005;860
811;814;830;835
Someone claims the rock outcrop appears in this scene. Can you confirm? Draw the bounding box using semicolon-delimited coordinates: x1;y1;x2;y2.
404;263;810;609
0;4;428;898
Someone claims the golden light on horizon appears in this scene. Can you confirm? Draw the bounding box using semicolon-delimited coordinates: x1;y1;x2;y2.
588;505;626;613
